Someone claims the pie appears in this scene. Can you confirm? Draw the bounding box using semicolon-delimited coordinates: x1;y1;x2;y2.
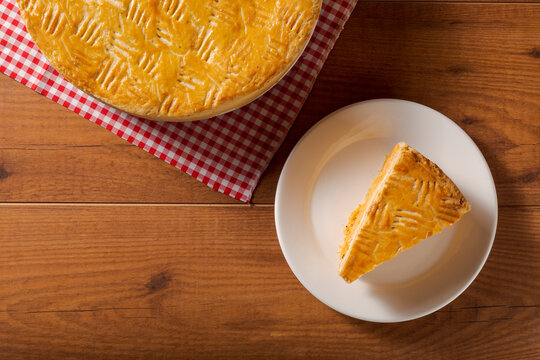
339;142;471;283
17;0;321;121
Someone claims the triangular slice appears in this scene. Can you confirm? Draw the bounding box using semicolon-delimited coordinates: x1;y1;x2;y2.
339;142;470;282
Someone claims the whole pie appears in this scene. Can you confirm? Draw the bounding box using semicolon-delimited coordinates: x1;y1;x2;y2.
17;0;321;121
339;142;471;283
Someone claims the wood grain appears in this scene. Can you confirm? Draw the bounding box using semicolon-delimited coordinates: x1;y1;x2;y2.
0;205;537;359
1;2;539;205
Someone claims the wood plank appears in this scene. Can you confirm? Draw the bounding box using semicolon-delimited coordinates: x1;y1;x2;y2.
254;2;540;205
0;204;537;359
0;77;238;204
1;2;539;205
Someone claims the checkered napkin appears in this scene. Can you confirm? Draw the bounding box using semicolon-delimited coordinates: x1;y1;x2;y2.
0;0;357;202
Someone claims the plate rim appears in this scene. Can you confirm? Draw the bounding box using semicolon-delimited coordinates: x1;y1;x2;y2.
274;98;498;322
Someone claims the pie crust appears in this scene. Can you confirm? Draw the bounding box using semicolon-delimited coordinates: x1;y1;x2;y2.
17;0;321;121
339;142;471;283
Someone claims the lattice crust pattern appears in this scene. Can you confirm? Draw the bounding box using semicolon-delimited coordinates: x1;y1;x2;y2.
17;0;321;120
339;143;471;283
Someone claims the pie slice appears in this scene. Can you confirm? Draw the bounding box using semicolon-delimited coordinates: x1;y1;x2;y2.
339;142;471;283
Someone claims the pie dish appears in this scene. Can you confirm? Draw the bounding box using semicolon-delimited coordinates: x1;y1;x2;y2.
339;142;470;283
17;0;322;121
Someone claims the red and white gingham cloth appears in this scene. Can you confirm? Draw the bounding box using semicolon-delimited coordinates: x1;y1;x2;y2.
0;0;357;202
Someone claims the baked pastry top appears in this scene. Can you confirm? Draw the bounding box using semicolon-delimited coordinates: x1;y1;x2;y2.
17;0;321;121
339;142;471;283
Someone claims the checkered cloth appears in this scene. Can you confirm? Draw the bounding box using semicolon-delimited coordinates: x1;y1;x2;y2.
0;0;357;202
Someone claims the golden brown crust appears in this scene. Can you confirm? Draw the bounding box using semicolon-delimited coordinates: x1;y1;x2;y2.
17;0;322;121
339;142;471;282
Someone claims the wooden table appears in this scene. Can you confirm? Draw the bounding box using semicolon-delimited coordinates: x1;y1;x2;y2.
1;2;539;359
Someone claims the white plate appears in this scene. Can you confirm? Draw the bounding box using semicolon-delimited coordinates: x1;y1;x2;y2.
275;99;497;322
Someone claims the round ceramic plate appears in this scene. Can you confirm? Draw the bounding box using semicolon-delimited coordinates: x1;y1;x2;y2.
275;99;497;322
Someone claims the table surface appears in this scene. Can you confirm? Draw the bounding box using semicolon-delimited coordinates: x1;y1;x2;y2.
1;1;539;359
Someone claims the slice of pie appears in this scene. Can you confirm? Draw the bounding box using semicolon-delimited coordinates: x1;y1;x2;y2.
339;142;471;283
17;0;321;121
